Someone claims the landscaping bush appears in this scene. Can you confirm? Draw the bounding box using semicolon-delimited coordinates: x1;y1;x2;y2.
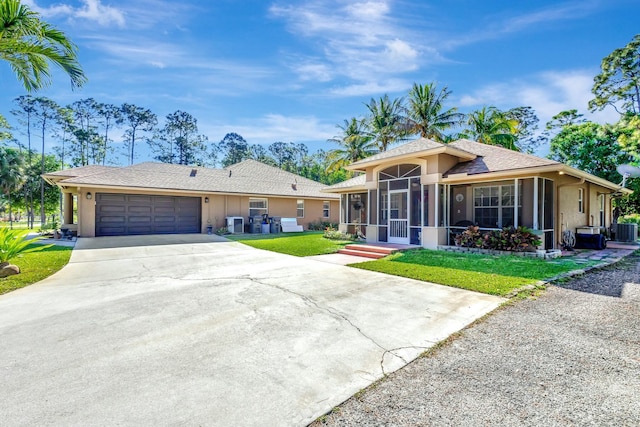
308;220;338;231
454;225;482;247
618;214;640;225
323;226;355;241
455;225;541;252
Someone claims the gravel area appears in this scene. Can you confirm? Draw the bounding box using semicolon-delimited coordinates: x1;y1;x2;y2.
311;256;640;427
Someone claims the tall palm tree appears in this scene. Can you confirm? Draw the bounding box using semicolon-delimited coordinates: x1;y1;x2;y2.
365;94;406;151
0;0;86;91
406;82;464;141
460;106;519;150
0;146;25;228
327;117;378;172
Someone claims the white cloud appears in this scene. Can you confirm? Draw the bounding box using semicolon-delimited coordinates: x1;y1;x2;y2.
270;0;425;93
25;0;126;27
208;114;335;145
457;69;620;126
328;78;411;97
443;1;600;50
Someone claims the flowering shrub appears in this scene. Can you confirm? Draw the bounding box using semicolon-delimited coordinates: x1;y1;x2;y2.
455;225;541;252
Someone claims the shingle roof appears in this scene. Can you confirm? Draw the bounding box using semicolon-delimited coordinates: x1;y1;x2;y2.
45;165;119;178
445;139;559;176
322;174;366;192
349;137;447;167
48;160;338;199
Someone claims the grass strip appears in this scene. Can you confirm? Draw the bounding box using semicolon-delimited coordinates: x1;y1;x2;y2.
226;231;352;257
351;249;594;296
1;244;73;295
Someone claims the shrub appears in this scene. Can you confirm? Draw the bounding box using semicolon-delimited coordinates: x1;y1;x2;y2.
618;214;640;225
1;228;52;264
215;227;230;235
308;220;338;231
455;225;541;252
323;226;354;241
454;225;482;247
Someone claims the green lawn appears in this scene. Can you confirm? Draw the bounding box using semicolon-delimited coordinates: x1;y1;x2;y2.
0;244;73;295
226;231;352;256
351;249;593;296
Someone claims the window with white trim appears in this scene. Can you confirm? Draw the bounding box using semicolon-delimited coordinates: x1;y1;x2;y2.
249;198;268;217
322;201;330;218
297;199;304;218
473;184;521;228
578;188;584;213
599;194;605;226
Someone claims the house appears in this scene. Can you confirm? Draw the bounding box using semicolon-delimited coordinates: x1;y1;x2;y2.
43;160;339;237
322;138;631;250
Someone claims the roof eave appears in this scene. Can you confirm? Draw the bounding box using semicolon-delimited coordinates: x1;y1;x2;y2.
346;146;476;171
443;164;631;193
48;181;340;199
322;184;367;194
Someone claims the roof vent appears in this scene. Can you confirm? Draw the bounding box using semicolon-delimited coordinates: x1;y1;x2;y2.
190;169;197;177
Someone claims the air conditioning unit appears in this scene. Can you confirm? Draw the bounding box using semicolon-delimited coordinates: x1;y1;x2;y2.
616;223;638;242
226;216;244;234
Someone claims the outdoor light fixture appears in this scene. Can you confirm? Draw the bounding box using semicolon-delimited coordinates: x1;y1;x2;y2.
204;197;209;203
86;192;92;200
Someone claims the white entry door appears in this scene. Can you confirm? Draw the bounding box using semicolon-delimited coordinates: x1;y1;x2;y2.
388;190;409;244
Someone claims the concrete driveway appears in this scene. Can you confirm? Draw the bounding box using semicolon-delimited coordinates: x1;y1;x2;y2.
0;235;503;426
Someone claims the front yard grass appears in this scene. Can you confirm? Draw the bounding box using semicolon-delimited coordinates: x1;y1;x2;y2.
226;231;352;256
351;249;594;297
0;244;73;295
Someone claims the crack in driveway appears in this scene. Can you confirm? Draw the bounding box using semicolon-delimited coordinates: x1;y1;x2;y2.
237;274;417;375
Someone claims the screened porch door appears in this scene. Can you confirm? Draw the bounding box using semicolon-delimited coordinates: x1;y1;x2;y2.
388;190;409;244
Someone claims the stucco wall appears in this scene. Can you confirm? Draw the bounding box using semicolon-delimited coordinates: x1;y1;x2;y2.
75;187;338;236
557;182;610;236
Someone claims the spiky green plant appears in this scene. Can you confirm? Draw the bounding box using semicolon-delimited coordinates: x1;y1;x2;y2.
0;227;51;264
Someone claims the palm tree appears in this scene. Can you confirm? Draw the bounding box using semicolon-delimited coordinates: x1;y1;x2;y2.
365;94;406;151
406;82;464;141
460;106;519;150
327;117;378;172
0;0;86;91
0;146;25;228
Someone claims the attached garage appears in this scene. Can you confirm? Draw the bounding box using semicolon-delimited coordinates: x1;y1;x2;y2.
95;193;201;236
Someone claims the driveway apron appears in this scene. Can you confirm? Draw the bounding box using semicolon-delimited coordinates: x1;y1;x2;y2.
0;235;504;426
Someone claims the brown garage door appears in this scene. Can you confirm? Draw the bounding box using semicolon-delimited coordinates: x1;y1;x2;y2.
95;193;201;236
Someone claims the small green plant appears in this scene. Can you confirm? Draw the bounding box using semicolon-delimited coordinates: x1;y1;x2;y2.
1;228;52;264
308;220;338;231
323;226;354;240
215;227;230;235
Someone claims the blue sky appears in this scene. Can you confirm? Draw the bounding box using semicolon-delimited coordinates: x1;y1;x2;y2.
1;0;638;164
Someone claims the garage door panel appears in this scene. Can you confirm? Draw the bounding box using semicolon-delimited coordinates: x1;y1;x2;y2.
96;193;201;236
154;207;177;214
128;216;153;223
128;206;152;214
127;195;153;204
99;194;127;203
99;226;127;235
99;216;126;223
98;204;126;212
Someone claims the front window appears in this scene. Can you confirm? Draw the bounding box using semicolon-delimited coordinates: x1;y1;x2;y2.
474;184;521;228
599;194;605;226
297;199;304;218
322;201;330;218
249;198;268;217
